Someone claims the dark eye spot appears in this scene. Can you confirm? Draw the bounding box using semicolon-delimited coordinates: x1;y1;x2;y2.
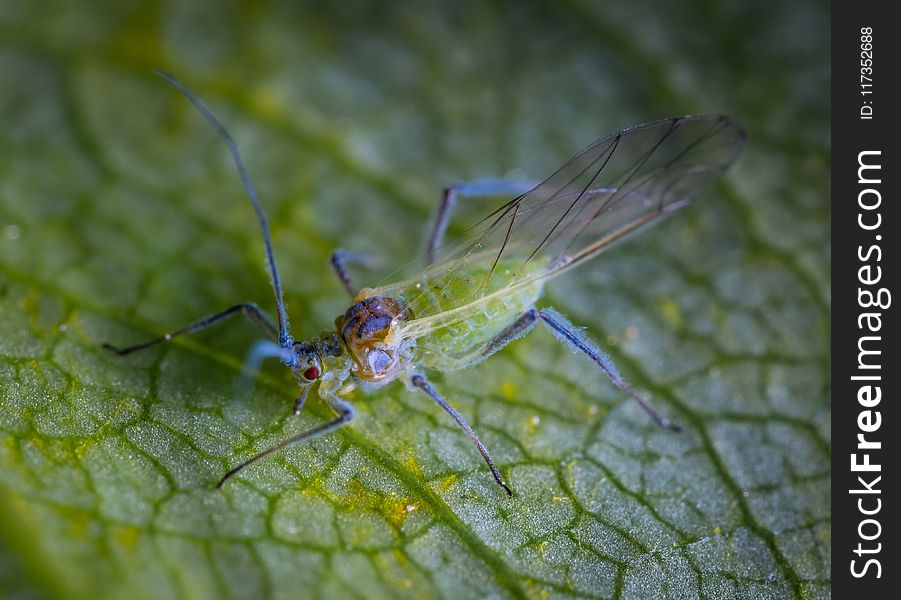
303;366;320;380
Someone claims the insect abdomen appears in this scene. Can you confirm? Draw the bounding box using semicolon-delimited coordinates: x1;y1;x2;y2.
405;263;544;371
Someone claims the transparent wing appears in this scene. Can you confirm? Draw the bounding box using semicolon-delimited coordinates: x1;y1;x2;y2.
374;115;746;326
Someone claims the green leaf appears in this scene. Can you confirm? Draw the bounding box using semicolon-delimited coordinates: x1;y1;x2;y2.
0;1;829;598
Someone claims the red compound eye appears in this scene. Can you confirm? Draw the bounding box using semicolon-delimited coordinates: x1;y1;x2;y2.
303;366;320;381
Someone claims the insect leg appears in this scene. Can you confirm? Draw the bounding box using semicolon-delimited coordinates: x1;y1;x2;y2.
537;307;681;432
233;339;302;407
329;250;379;297
102;303;277;356
292;385;311;416
330;250;357;296
481;308;539;358
217;394;355;489
410;374;512;496
425;179;537;265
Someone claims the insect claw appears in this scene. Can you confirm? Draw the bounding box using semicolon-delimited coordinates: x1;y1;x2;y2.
292;386;311;416
664;419;683;433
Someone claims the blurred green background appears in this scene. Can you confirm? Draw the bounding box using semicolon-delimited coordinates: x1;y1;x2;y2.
0;1;829;599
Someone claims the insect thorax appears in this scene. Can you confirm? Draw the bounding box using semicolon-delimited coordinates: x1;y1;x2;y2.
335;296;412;383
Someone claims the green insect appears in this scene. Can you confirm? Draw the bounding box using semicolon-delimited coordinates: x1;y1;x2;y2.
104;71;745;495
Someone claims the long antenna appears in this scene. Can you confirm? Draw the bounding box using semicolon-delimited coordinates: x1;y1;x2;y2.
155;70;292;347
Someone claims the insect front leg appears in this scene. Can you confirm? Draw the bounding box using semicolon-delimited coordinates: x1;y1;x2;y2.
231;339;302;410
537;307;681;432
292;385;311;416
217;392;355;489
410;374;512;496
425;179;537;265
102;302;278;355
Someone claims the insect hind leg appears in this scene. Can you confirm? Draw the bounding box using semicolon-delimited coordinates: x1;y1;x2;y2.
537;307;681;432
425;179;537;265
102;302;278;356
481;308;539;359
